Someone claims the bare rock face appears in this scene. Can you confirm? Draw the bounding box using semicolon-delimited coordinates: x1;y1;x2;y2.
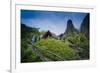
64;19;77;37
80;14;89;39
66;19;76;34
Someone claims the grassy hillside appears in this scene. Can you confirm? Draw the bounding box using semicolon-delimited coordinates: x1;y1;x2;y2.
33;38;77;61
21;24;89;62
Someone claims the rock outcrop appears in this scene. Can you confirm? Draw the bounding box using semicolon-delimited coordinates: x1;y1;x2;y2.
80;14;90;39
63;19;77;37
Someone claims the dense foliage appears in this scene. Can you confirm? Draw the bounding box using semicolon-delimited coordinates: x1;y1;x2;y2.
21;24;89;62
21;24;41;62
66;32;89;59
33;38;78;60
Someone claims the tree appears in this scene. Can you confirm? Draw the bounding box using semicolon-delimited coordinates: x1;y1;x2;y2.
67;32;89;59
21;24;41;62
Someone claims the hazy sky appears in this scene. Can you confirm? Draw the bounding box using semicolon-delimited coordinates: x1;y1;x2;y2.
21;10;88;35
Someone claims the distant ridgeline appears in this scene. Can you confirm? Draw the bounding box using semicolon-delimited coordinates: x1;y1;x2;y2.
21;13;89;41
57;13;90;59
34;13;89;41
33;14;89;40
59;13;89;40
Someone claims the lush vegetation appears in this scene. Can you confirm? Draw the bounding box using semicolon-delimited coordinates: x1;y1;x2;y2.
66;32;89;59
21;24;89;62
33;38;78;61
21;24;41;62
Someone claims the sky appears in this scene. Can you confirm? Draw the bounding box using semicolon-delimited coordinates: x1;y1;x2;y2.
21;10;88;35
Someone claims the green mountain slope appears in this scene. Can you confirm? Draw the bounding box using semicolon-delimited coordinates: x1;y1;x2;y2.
33;38;77;60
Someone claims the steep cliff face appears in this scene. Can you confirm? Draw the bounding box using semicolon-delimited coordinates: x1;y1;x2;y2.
80;14;90;39
64;19;77;37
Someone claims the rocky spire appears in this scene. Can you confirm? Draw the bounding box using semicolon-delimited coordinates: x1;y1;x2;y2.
64;19;77;36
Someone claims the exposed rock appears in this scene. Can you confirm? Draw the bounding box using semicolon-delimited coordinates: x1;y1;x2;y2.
63;19;78;38
80;14;90;39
